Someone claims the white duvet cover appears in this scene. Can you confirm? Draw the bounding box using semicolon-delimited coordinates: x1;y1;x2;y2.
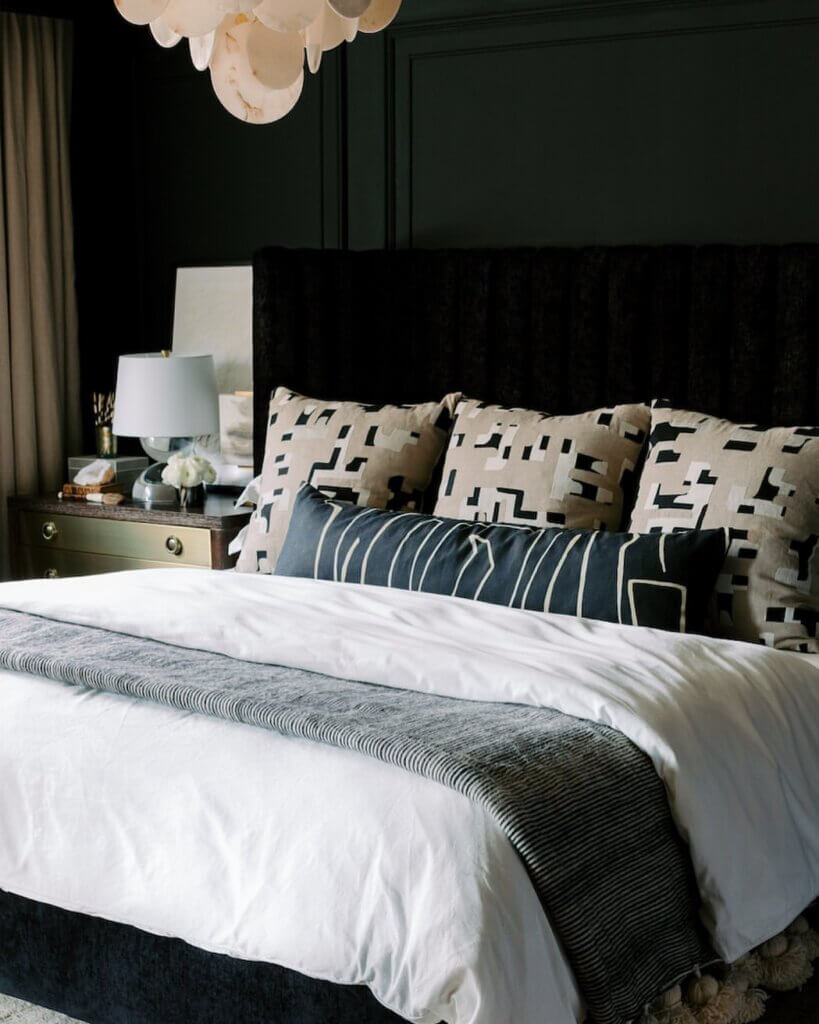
0;570;817;1024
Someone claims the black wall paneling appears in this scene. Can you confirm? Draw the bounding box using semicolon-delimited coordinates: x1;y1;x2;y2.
66;0;819;439
346;0;819;249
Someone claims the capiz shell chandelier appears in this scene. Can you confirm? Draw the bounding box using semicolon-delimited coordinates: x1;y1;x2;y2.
114;0;402;124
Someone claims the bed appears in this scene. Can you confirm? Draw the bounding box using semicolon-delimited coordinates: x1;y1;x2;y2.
0;245;818;1024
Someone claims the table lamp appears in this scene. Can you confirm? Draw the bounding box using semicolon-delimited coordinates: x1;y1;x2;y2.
112;352;219;504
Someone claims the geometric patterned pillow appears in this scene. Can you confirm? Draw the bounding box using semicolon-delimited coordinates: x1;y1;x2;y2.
628;403;819;652
236;387;460;574
433;399;651;532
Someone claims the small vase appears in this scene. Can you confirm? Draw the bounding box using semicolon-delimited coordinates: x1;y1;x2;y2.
178;484;205;508
95;425;117;458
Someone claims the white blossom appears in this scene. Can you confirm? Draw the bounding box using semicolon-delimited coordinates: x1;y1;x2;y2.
161;452;216;489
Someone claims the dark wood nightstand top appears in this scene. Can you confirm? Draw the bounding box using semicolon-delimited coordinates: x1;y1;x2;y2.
8;493;250;530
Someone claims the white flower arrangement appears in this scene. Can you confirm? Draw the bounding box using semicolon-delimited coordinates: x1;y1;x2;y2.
161;451;217;490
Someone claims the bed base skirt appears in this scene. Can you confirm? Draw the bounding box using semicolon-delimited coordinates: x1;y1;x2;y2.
0;889;407;1024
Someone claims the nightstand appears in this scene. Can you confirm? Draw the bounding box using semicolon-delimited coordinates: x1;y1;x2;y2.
7;494;251;580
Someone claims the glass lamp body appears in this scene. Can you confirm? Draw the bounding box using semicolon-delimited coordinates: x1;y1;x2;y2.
132;436;196;504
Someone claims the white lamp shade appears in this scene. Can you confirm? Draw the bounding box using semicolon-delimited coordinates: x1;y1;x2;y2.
112;353;219;438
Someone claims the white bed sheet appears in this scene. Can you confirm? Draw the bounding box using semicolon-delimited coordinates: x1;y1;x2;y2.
0;581;581;1024
1;569;818;1023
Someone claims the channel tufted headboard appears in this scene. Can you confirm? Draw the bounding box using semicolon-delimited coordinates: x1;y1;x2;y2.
252;246;819;474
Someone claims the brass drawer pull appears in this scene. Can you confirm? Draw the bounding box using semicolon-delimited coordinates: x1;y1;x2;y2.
42;521;58;542
165;535;184;556
44;568;59;579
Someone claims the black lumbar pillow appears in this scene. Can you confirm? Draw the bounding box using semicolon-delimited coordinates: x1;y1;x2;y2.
276;483;726;634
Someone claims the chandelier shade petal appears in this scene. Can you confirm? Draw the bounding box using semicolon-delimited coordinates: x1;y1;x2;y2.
253;0;323;33
114;0;170;26
215;0;258;11
150;16;183;45
210;15;305;122
189;29;217;69
246;22;304;90
163;0;225;37
309;5;351;53
341;15;358;41
359;0;401;32
116;0;401;123
210;35;305;122
328;0;370;18
303;5;324;70
305;38;322;73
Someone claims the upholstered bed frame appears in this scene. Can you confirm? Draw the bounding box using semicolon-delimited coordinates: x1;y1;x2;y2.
2;245;818;1024
252;245;819;472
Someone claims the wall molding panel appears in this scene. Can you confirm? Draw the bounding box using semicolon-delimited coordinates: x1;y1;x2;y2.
343;0;819;248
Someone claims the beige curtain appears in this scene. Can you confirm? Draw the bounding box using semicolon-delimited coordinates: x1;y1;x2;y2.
0;13;81;580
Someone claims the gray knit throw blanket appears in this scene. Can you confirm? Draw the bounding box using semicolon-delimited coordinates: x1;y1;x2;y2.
0;610;713;1024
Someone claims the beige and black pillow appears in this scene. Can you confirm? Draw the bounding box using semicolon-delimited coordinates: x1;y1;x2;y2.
433;399;651;532
236;387;460;574
628;404;819;652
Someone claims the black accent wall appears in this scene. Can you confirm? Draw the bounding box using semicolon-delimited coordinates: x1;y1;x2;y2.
31;0;819;408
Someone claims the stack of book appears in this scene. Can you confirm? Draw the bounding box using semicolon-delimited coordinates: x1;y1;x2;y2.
60;481;126;500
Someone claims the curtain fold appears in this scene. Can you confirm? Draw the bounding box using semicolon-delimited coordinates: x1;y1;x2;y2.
0;12;80;579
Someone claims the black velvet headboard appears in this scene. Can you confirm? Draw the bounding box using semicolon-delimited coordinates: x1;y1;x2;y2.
253;246;819;474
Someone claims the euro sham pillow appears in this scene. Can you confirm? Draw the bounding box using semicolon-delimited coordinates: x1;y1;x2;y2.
433;399;651;532
236;387;460;574
628;404;819;652
277;483;726;635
